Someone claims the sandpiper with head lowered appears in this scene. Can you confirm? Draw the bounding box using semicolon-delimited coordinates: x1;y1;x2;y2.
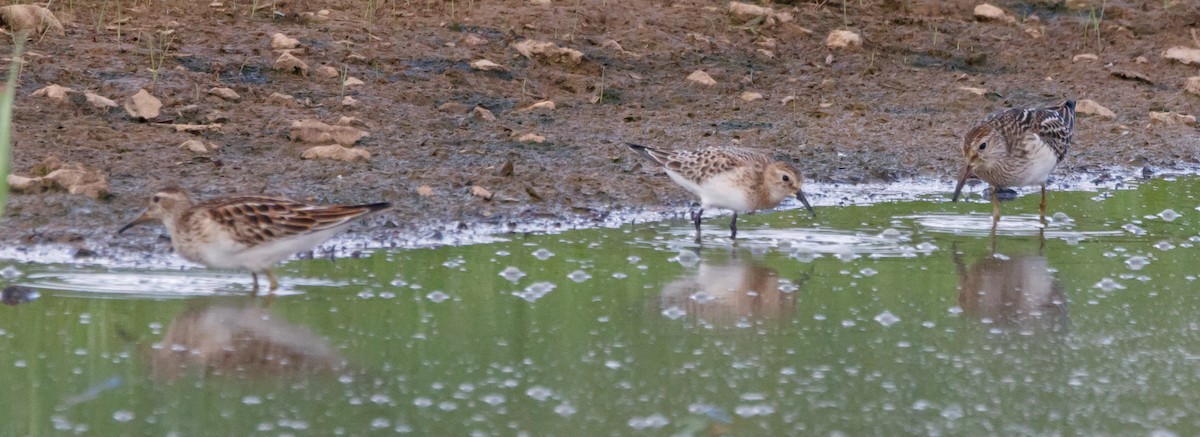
952;100;1076;225
626;143;815;240
118;187;392;292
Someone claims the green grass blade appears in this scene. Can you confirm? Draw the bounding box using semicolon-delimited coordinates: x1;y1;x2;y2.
0;37;26;217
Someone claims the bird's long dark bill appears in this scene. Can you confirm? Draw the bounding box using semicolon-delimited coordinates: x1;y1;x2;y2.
952;160;973;203
796;191;816;217
117;212;152;234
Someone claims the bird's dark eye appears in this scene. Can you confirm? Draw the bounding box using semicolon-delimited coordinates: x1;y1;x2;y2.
979;142;987;150
782;175;790;182
151;195;160;203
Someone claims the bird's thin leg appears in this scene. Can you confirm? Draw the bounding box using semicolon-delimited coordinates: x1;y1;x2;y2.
991;186;1001;226
1039;183;1048;224
266;270;280;291
729;212;738;239
250;272;260;296
691;207;704;240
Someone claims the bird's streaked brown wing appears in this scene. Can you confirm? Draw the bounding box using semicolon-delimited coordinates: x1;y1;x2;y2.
199;196;390;246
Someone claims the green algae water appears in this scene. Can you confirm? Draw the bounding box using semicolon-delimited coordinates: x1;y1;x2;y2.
4;176;1200;435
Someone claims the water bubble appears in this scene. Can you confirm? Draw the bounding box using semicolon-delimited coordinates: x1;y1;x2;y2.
841;320;856;328
735;404;775;417
911;400;932;411
662;306;687;320
626;256;641;263
1122;223;1146;236
426;291;450;303
526;386;553;401
371;418;390;429
0;266;21;279
628;414;669;430
941;404;964;420
916;242;938;252
554;403;577;417
499;267;526;283
532;248;555;260
874;311;900;327
834;247;857;262
242;396;262;405
691;292;716;304
442;257;465;268
513;282;557;303
481;394;505;406
612;272;628;279
859;268;878;277
414;397;433;407
789;248;818;263
675;250;700;267
1125;256;1150;270
112;410;134;423
370;394;392;405
438;401;457;411
947;306;963;315
1094;278;1126;292
1154;241;1175;251
1158;209;1180;222
390;279;408;287
567;270;592;283
879;228;902;240
778;281;798;293
495;250;510;256
1051;212;1073;224
1062;234;1083;245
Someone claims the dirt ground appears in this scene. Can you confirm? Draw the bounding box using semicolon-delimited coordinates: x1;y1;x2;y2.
1;0;1199;255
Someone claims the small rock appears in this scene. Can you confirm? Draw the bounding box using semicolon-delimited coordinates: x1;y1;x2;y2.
1024;26;1043;39
1186;77;1200;96
274;52;309;75
206;110;229;123
30;84;73;102
171;124;222;133
529;0;550;5
341;96;358;106
470;185;494;200
471;106;496;121
416;185;434;197
470;59;507;72
780;95;797;105
687;70;717;86
9;158;108;199
1162;46;1200;65
301;144;371;162
178;139;219;153
124;89;162;121
1;285;38;306
825;30;862;49
1135;56;1148;64
958;86;987;96
208;87;240;101
289;119;369;145
463;34;487;46
267;92;297;105
342;76;365;87
1109;67;1152;84
1077;99;1116;118
83;92;117;109
517;133;545;143
511;39;584;65
438;102;468;113
974;3;1014;23
1072;53;1099;62
1149;111;1197;127
316;65;340;79
740;91;764;102
0;4;64;37
271;32;299;50
728;1;773;19
521;100;556;111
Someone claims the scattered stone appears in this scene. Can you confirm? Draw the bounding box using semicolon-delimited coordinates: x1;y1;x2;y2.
341;96;358;106
1150;111;1197;127
511;39;585;65
274;52;309;75
206;110;229;123
529;0;550;5
1186;77;1200;97
957;86;987;96
1162;46;1200;65
974;3;1014;23
1109;67;1152;84
124;89;162;121
289;119;368;145
316;65;339;79
740;91;764;102
728;1;772;19
0;4;64;37
517;133;545;143
780;95;797;105
687;70;717;86
301;144;371;162
463;34;487;46
271;32;299;50
601;40;640;58
1077;99;1115;118
470;59;507;72
1072;53;1099;62
30;84;73;102
521;100;556;111
471;106;496;121
171;124;222;133
416;185;434;197
343;76;365;87
470;185;494;200
83;92;117;109
8;157;108;199
825;30;862;49
208;87;240;101
178;139;219;153
267;92;297;105
1024;26;1043;39
1135;56;1149;64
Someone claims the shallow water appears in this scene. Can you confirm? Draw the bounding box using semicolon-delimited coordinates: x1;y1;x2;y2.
3;176;1200;435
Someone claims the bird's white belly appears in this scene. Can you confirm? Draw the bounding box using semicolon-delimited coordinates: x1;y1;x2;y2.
1012;144;1059;187
666;170;753;211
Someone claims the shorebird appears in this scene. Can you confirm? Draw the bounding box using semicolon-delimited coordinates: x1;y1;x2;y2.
626;143;815;239
118;187;392;292
952;100;1076;224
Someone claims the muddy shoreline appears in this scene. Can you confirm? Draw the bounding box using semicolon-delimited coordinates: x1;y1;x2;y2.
1;0;1198;259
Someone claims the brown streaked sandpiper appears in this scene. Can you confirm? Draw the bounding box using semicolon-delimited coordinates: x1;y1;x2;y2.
952;100;1076;224
118;187;392;292
626;143;815;240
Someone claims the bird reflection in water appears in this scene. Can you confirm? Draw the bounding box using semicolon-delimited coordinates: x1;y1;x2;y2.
953;241;1068;334
149;299;346;381
659;253;803;326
